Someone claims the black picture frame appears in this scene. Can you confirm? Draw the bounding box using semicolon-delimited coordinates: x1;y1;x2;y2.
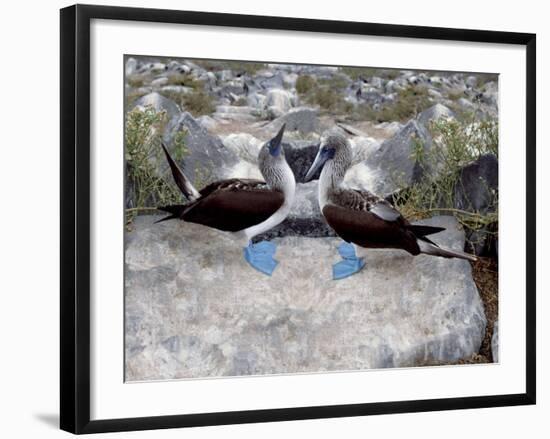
60;4;536;434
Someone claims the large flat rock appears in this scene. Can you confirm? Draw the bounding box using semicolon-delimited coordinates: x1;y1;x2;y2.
125;215;486;381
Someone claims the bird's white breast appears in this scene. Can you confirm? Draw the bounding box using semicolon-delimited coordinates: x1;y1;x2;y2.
241;161;296;242
318;162;335;211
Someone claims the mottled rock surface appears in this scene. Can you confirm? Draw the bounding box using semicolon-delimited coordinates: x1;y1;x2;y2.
163;112;239;182
267;107;320;135
454;153;498;255
283;142;321;183
364;104;454;195
256;182;335;241
125;215;486;381
417;103;455;128
264;88;294;119
132;92;180;121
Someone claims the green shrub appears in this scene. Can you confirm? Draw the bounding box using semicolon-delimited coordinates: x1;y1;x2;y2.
311;88;340;110
447;89;465;101
295;75;316;95
318;75;349;91
295;74;352;114
347;85;432;123
160;88;215;117
181;90;216;116
124;106;186;226
193;60;266;75
340;66;399;81
125;88;149;110
475;73;498;91
233;96;248;106
126;73;148;88
225;61;267;75
389;117;498;247
165;73;201;88
390;86;431;120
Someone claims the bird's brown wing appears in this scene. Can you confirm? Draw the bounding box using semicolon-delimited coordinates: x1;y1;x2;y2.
324;189;420;254
182;181;284;232
332;188;405;222
198;178;268;197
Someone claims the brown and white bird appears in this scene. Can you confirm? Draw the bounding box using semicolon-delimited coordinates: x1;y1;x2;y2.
304;129;477;280
158;124;296;275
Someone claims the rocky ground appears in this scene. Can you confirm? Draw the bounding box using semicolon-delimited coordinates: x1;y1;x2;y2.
126;216;486;381
124;57;499;379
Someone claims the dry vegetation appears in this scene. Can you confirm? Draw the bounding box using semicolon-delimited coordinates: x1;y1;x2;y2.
124;107;188;227
159;75;216;117
471;257;498;362
340;66;400;81
193;60;267;75
296;74;353;114
389;117;498;250
296;72;433;123
356;86;432;123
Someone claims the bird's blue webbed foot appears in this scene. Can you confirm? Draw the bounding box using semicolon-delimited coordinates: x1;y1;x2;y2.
243;240;278;276
333;242;365;280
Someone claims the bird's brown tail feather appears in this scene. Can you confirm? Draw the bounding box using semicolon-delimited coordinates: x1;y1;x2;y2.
161;142;200;201
417;239;478;262
155;205;187;223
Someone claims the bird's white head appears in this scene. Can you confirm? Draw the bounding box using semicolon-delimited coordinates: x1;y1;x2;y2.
304;128;353;184
258;124;295;196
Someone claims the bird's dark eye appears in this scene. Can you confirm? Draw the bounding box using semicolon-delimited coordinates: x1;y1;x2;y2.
322;146;335;159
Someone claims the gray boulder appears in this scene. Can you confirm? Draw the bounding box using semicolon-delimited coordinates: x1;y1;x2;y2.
195;115;218;132
267;107;320;136
365;119;432;194
125;215;486;380
417;103;455;128
282;72;298;88
125;57;138;75
167;60;191;74
358;89;387;106
370;76;384;89
364;104;455;195
465;76;478;88
374;121;403;137
215;70;233;82
213;105;258;123
149;62;167;74
455;154;498;212
132;92;180;121
163;112;239;184
264;89;294;119
282;141;321;183
258;72;285;89
150;77;169;88
217;83;247;100
457;97;475;110
429;76;443;86
428;88;443;99
454;154;498;255
159;85;193;95
222;133;263;168
246;92;267;109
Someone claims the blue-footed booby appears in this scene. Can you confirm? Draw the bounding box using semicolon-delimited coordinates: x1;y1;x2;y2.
157;124;296;275
305;129;477;280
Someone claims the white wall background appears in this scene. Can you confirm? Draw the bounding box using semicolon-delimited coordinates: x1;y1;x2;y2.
0;0;546;437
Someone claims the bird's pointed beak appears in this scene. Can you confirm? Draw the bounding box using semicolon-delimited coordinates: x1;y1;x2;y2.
304;146;328;182
269;123;285;156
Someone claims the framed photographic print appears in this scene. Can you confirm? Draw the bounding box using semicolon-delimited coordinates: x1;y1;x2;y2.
60;4;536;434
